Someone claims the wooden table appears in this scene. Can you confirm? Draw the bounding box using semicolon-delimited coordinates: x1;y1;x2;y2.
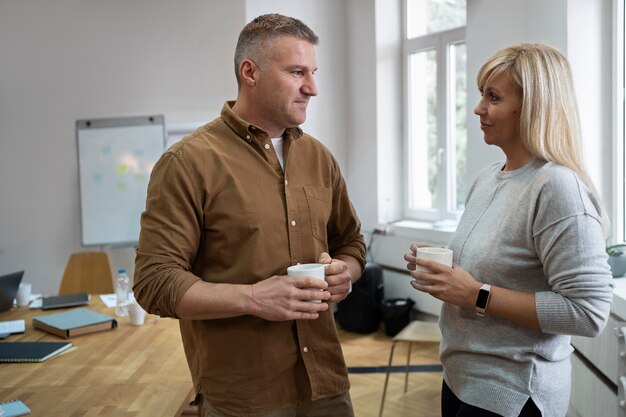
0;298;193;417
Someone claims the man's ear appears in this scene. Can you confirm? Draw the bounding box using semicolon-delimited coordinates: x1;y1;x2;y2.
239;59;257;86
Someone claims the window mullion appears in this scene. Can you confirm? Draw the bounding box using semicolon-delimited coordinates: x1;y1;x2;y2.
436;34;448;219
446;41;457;217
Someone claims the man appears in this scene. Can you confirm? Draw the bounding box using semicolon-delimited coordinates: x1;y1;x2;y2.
133;13;366;417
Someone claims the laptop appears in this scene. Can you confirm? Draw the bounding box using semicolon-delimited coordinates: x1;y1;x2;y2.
0;271;24;312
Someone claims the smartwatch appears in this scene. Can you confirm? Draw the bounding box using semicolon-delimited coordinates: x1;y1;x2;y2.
475;283;491;316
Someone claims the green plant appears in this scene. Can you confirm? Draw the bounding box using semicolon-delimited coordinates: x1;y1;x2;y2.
606;243;626;257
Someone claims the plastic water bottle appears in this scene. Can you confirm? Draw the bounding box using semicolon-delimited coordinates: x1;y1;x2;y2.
115;269;130;317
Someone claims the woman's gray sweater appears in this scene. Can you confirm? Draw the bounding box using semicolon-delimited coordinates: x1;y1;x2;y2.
444;159;613;417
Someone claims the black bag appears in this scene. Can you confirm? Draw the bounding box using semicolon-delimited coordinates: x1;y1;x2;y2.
380;298;415;336
336;262;384;333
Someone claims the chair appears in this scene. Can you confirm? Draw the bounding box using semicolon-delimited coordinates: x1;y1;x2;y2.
58;252;114;295
378;320;442;417
178;390;201;417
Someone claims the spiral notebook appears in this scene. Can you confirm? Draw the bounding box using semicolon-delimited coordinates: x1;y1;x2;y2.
0;399;30;416
0;341;72;363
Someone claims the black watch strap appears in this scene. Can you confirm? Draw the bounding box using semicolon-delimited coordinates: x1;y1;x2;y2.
475;283;491;316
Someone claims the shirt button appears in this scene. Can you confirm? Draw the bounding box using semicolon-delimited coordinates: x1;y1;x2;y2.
264;143;270;150
291;220;296;226
246;135;250;140
284;180;288;186
303;347;309;353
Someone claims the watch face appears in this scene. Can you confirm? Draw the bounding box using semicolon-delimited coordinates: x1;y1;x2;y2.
476;288;490;308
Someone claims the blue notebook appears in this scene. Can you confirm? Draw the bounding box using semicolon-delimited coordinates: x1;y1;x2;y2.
32;308;117;338
0;400;30;416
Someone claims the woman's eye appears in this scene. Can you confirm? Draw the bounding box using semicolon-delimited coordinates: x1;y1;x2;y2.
489;93;498;102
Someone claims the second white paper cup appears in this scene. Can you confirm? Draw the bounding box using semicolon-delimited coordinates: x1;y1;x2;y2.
16;282;32;307
287;263;325;303
414;247;453;273
129;302;146;326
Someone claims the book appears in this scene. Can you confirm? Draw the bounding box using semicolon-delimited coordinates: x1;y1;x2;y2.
0;320;25;339
0;342;72;363
32;308;117;338
41;292;90;310
0;399;30;416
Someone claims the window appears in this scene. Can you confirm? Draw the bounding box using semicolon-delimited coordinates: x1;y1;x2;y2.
403;0;466;222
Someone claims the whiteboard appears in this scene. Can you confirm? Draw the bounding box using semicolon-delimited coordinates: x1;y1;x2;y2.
76;115;165;246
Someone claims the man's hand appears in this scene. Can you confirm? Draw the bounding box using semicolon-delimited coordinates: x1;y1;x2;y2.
318;252;353;303
250;275;331;321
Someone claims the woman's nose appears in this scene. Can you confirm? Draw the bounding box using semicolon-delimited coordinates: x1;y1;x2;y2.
474;100;486;116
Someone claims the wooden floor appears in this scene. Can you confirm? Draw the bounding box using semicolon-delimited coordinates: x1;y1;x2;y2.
339;323;442;417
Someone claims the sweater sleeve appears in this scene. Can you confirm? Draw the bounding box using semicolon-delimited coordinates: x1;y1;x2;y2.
533;171;613;337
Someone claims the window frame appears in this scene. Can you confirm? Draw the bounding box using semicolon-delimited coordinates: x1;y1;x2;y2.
402;20;466;222
615;0;625;242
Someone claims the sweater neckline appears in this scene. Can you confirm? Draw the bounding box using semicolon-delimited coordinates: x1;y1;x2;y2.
494;158;543;180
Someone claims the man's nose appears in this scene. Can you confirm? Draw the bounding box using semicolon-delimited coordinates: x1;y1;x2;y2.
302;74;318;96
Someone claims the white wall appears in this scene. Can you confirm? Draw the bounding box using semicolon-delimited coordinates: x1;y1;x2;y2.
245;0;350;169
0;0;351;296
465;0;568;184
346;0;379;229
0;0;245;294
567;0;614;223
0;0;616;305
465;0;612;207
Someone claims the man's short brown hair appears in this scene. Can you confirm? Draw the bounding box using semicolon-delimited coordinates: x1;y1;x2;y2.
234;13;318;86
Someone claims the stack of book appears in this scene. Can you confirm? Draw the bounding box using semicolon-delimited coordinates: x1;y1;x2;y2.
32;308;117;338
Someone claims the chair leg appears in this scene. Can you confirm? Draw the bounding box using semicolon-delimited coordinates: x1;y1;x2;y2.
379;341;398;417
404;343;413;393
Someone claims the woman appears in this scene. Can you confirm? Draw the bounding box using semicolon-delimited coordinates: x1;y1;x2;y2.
404;44;613;417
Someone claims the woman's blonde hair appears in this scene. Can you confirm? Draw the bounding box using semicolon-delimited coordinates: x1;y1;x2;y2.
477;43;608;232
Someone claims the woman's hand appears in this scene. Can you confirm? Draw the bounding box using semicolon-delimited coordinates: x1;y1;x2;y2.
403;245;540;329
404;243;429;272
404;244;481;310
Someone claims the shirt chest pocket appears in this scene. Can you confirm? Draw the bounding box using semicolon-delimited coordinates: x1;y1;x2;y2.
304;186;332;243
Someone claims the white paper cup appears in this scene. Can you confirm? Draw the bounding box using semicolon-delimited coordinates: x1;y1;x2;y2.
16;282;32;307
287;263;325;303
414;247;453;273
129;302;146;326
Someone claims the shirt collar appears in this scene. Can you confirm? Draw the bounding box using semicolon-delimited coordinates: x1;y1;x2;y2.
221;101;304;142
